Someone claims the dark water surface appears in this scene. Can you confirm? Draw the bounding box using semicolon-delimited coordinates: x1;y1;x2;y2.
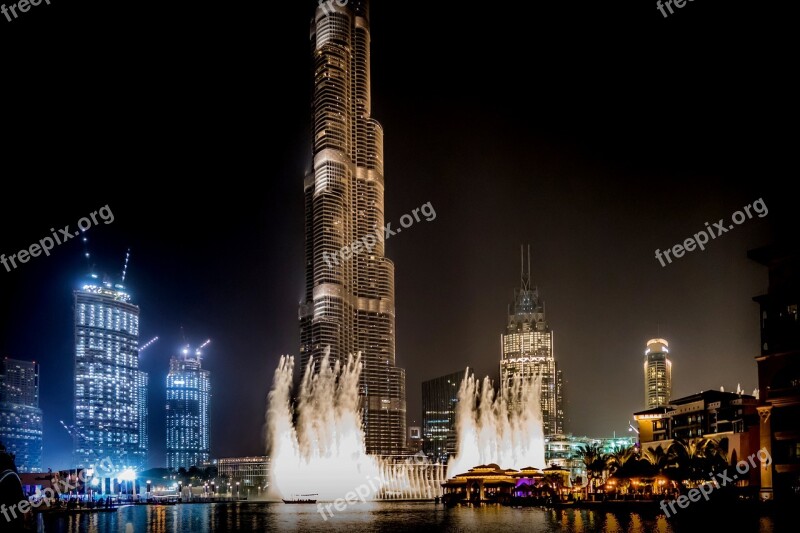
37;502;787;532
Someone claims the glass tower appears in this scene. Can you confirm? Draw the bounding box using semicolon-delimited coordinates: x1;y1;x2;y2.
73;276;147;471
422;371;463;463
299;0;407;455
500;246;565;436
166;347;211;469
0;358;43;472
643;338;672;408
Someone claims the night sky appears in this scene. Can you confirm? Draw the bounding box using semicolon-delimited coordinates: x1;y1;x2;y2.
1;1;791;470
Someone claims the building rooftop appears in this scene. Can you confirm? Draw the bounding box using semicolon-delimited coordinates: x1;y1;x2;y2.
670;390;755;406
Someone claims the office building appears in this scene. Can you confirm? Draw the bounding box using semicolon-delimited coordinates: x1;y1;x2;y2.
166;346;211;469
500;246;564;436
299;0;406;455
643;338;672;409
0;358;43;472
422;371;463;463
73;275;147;471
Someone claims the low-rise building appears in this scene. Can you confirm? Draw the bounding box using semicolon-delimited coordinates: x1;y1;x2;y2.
634;390;761;487
545;434;636;482
217;456;270;498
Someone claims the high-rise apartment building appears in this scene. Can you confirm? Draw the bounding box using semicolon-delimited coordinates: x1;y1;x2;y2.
422;371;463;463
0;358;43;472
500;246;564;436
166;346;211;469
299;0;406;455
73;275;147;471
643;338;672;409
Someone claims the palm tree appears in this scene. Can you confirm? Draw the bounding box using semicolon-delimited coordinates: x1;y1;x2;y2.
606;445;637;476
643;445;673;494
577;443;607;494
643;445;673;472
666;437;728;487
576;444;597;490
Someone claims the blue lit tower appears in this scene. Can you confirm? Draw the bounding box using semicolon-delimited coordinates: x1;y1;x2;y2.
73;274;147;471
166;341;211;469
0;358;43;472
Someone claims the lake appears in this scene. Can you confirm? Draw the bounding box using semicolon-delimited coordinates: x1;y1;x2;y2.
37;501;786;532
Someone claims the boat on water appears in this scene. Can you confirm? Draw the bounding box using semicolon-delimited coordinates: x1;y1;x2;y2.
282;494;318;504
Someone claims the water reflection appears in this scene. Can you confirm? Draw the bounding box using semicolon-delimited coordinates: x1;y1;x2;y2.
37;502;789;533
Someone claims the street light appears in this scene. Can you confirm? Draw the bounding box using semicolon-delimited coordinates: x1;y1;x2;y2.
236;482;240;499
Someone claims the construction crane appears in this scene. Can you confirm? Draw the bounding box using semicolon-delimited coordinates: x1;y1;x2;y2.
60;419;89;442
139;336;159;353
181;339;211;362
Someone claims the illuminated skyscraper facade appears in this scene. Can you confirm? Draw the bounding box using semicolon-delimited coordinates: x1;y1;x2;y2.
0;358;43;472
73;277;147;470
643;338;672;408
166;347;211;469
299;0;406;455
500;247;564;436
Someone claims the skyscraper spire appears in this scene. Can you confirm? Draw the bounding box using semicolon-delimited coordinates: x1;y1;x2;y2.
521;244;532;291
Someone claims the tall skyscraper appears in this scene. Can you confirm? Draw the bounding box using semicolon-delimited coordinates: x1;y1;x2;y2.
73;275;147;471
643;338;672;408
422;371;463;463
0;358;43;472
299;0;406;455
500;246;564;436
166;345;211;469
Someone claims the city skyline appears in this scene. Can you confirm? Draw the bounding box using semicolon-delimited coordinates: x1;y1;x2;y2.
0;0;783;472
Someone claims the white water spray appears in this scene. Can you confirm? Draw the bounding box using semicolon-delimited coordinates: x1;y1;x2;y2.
267;349;446;501
447;369;545;478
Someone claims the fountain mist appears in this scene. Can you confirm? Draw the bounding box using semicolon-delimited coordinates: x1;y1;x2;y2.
268;349;446;500
267;350;380;501
447;369;545;478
